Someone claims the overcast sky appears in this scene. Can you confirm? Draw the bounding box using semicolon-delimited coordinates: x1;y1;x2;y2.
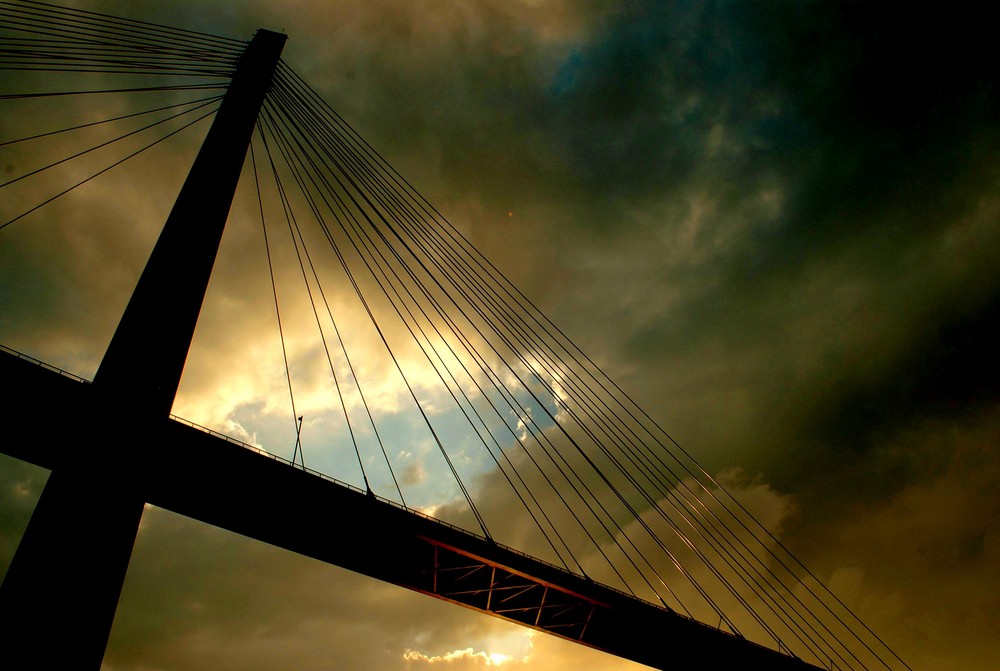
1;1;998;669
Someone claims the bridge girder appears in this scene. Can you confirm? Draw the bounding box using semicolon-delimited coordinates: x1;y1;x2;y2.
0;350;822;670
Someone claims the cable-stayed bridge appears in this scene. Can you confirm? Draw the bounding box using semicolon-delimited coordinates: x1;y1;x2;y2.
0;3;911;670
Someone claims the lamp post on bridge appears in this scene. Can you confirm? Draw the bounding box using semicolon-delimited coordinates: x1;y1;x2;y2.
0;29;286;670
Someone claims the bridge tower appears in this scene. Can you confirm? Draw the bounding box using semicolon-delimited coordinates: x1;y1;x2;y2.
0;29;286;669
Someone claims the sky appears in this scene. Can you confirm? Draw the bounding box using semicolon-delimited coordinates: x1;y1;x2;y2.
1;1;998;669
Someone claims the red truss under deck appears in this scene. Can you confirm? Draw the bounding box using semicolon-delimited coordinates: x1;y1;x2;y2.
420;539;599;641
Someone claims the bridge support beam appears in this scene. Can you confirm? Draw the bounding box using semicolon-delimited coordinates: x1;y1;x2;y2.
0;349;823;671
0;29;285;669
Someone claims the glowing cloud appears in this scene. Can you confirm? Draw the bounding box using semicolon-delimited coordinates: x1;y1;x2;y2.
403;647;519;666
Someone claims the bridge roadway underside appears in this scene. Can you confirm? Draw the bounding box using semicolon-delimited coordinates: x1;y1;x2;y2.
0;350;821;670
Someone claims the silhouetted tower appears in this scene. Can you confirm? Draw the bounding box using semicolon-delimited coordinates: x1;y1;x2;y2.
0;29;287;670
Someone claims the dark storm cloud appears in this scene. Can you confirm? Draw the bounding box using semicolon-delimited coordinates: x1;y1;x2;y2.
739;3;998;270
543;2;768;201
793;292;1000;490
512;0;1000;311
538;2;998;234
523;0;1000;484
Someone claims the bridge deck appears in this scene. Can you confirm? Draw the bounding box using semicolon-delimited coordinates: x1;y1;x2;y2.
0;348;821;670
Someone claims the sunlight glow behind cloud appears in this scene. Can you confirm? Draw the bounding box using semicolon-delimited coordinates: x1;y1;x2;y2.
403;647;516;666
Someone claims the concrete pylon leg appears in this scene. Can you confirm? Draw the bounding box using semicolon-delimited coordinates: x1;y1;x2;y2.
0;465;145;669
0;29;286;669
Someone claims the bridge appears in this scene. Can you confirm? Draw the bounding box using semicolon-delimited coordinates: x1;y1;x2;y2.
0;3;910;669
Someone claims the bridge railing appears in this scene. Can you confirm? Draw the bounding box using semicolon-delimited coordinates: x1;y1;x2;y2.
0;344;92;384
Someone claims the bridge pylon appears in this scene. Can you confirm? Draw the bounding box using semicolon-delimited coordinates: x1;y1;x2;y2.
0;29;286;670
